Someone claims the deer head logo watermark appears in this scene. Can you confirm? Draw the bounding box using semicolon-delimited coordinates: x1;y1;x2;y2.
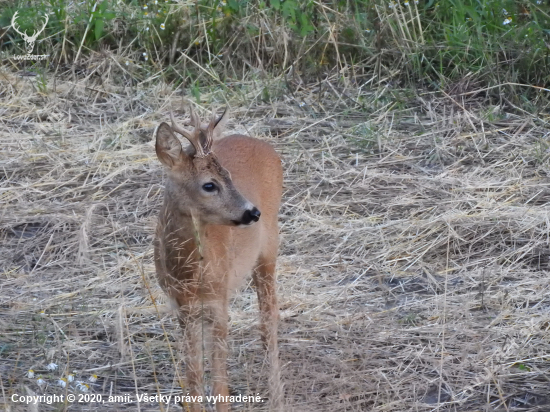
11;11;49;55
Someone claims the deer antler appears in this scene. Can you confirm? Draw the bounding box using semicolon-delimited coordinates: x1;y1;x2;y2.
169;106;227;158
204;108;227;151
170;107;208;158
36;13;49;39
11;12;25;38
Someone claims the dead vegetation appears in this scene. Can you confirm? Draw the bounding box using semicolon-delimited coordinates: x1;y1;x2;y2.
1;67;550;411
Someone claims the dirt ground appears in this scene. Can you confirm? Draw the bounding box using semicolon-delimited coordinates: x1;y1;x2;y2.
1;69;550;411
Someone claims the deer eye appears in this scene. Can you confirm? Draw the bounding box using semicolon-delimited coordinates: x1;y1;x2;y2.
202;182;217;192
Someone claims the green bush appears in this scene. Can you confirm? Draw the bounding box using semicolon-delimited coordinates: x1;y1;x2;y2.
1;0;549;89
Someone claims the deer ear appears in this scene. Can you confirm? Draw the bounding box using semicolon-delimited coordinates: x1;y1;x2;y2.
155;123;185;168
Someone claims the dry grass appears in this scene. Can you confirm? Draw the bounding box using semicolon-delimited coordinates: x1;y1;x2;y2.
1;66;550;412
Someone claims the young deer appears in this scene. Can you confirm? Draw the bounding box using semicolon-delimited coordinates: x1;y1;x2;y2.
154;107;283;412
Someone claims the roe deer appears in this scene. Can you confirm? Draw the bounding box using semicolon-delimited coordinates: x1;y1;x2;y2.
154;106;283;412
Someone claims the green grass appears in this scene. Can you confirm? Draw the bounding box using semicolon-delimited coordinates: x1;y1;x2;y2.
1;0;549;99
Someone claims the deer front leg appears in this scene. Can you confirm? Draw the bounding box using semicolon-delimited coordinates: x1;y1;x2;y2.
210;301;230;412
178;305;205;412
253;258;283;411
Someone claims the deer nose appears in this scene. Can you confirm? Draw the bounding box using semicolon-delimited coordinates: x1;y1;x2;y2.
241;207;261;224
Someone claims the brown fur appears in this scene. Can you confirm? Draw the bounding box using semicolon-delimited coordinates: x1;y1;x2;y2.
154;110;283;412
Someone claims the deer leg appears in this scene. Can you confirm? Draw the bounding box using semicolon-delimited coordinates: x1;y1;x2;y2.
210;301;230;412
178;304;205;412
253;257;283;411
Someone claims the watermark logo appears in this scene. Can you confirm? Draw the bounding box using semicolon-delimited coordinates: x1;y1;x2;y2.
10;11;49;60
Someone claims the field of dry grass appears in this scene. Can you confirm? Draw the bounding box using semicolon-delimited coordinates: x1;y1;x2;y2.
1;67;550;411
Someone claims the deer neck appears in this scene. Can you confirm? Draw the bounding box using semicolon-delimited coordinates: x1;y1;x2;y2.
160;201;206;263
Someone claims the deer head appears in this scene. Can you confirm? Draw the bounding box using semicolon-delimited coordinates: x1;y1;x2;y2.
11;11;49;54
155;107;261;226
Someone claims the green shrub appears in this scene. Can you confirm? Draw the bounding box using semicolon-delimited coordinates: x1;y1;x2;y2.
1;0;548;90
